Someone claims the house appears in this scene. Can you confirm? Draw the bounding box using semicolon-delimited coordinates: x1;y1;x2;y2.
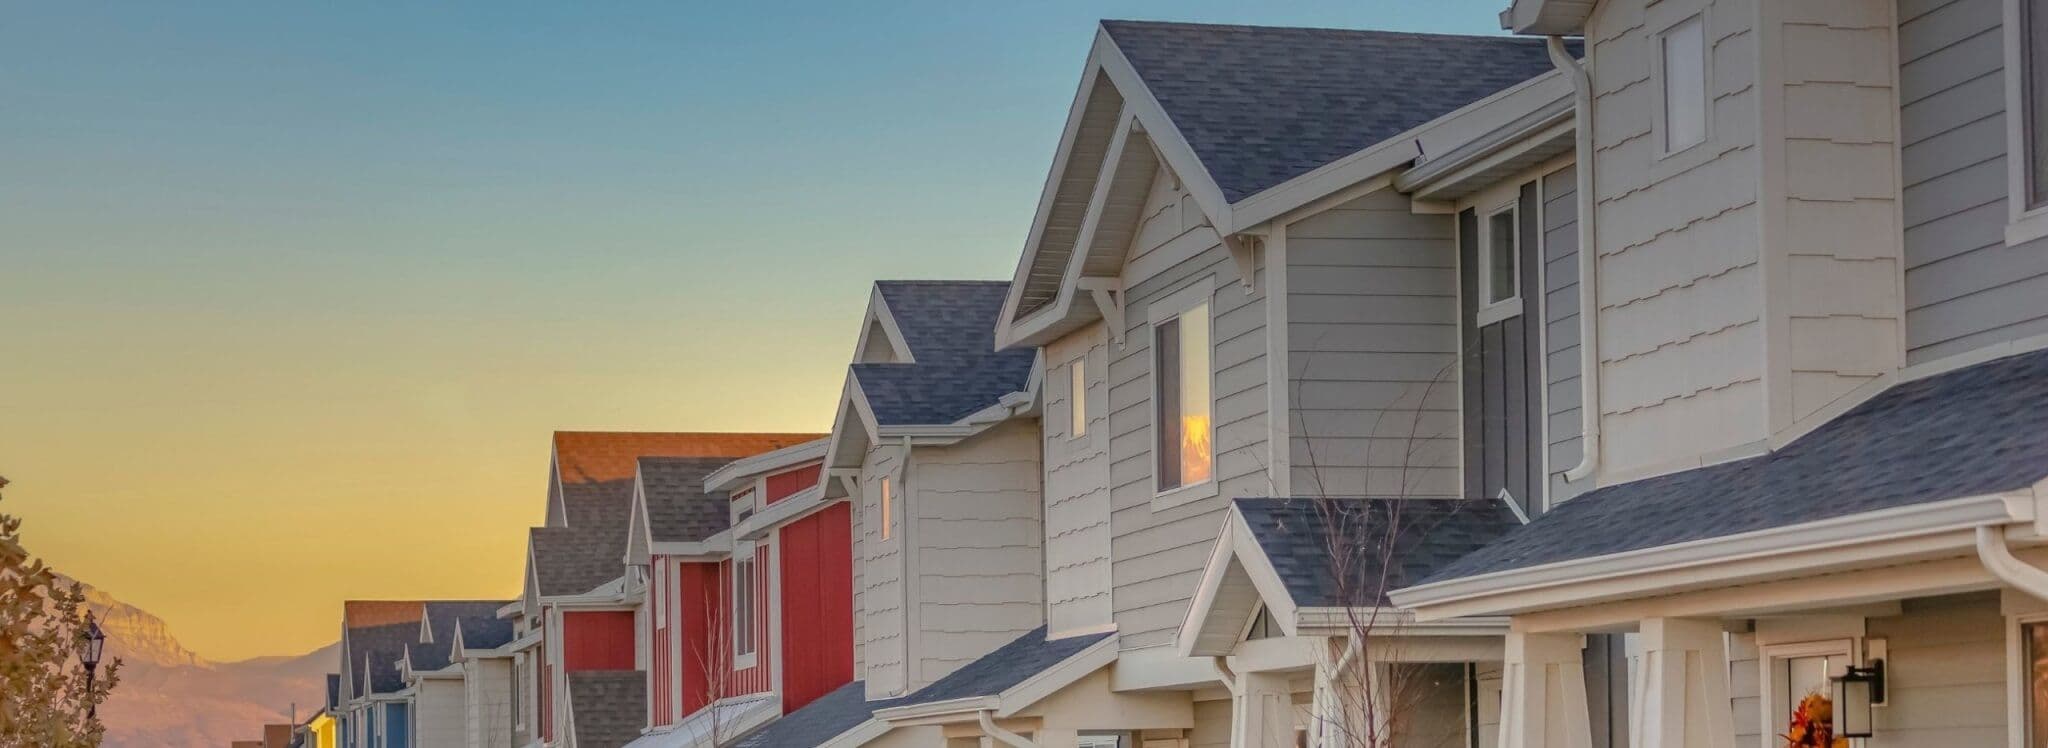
1384;0;2048;747
517;431;818;748
338;601;427;748
446;609;522;748
396;601;510;747
624;437;845;746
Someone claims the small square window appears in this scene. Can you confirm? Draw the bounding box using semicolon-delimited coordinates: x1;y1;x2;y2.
1069;358;1088;438
1661;15;1708;153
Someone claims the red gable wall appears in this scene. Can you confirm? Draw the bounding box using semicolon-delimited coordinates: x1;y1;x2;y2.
763;462;823;505
562;611;636;671
778;502;854;712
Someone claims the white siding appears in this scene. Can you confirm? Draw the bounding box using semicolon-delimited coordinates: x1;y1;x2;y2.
1044;322;1114;636
1588;0;1769;475
1189;699;1233;748
859;443;907;699
416;679;466;748
464;658;513;748
909;419;1045;688
1285;189;1461;499
1900;0;2048;362
1106;170;1270;650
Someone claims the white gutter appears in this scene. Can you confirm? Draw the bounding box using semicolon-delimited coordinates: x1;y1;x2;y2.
1548;35;1602;484
1977;524;2048;600
977;709;1037;748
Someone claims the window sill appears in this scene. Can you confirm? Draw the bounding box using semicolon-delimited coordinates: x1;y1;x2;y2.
1476;296;1524;328
1151;478;1219;512
732;653;757;671
2007;206;2048;246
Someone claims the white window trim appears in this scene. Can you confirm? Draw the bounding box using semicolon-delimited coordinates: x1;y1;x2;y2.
732;547;757;669
1069;356;1089;440
1756;638;1857;746
1653;12;1712;160
1477;201;1525;327
2005;0;2048;245
1147;277;1220;511
878;476;895;542
2007;610;2048;748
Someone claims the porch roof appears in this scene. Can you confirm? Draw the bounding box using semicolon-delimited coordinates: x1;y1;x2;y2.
888;625;1113;710
1416;347;2048;588
732;681;890;748
1240;498;1524;608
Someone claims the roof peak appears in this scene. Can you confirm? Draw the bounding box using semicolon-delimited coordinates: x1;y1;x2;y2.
1100;18;1539;42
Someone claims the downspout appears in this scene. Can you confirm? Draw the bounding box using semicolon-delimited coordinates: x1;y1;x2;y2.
1548;35;1603;484
1211;656;1241;697
977;708;1037;748
1977;525;2048;600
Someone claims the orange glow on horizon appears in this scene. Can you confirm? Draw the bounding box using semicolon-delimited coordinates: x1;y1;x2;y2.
1181;413;1212;484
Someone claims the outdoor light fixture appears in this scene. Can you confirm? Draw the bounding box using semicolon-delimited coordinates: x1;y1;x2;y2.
1832;660;1884;739
81;611;105;718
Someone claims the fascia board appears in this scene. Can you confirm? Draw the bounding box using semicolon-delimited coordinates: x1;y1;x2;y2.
821;373;871;475
1395;93;1575;197
704;438;831;493
1094;27;1232;235
873;696;998;723
1230;68;1570;232
1226;511;1301;636
819;719;893;748
1176;511;1246;657
1390;492;2033;618
994;634;1120;718
735;484;827;541
996;49;1117;353
495;600;521;619
1292;608;1510;637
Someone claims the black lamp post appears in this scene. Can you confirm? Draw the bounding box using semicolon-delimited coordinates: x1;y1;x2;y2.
80;611;105;719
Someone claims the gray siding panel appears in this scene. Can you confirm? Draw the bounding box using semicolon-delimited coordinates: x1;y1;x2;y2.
1901;0;2048;362
1542;166;1588;504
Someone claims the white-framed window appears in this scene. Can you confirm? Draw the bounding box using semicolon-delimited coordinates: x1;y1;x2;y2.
1659;14;1709;155
878;476;894;541
2022;617;2048;748
1149;280;1215;503
1758;639;1855;742
2007;0;2048;243
1069;358;1088;438
1477;202;1524;326
652;560;667;629
1076;735;1126;748
732;550;756;667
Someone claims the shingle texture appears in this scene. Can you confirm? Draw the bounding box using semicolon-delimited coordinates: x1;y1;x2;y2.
851;281;1036;426
1101;21;1569;202
567;670;647;748
409;601;509;671
530;525;624;598
342;601;425;698
732;681;888;748
1421;347;2048;585
455;614;517;652
637;455;735;543
1235;498;1522;607
892;626;1112;707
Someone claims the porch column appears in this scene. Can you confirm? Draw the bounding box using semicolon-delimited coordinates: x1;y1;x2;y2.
1630;618;1733;748
1233;670;1293;748
1498;632;1593;748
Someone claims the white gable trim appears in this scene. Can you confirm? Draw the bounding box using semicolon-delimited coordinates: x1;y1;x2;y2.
1178;509;1301;657
851;286;916;364
704;437;829;494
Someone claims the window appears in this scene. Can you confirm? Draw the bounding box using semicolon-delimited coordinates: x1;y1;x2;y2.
1485;206;1519;307
2025;0;2048;208
2026;620;2048;746
732;553;756;664
1069;358;1088;438
652;561;666;628
1076;735;1125;748
1660;15;1708;153
1154;300;1213;493
878;476;894;541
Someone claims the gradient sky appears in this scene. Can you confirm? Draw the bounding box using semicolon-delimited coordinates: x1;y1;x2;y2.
1;1;1508;661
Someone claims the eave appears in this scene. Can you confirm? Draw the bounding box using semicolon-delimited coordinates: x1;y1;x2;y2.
704;438;830;494
870;634;1120;723
1501;0;1594;35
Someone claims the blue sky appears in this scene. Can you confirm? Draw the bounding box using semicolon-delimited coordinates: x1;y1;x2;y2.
0;2;1512;659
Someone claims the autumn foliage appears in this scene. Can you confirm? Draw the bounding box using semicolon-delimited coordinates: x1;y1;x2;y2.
0;476;121;747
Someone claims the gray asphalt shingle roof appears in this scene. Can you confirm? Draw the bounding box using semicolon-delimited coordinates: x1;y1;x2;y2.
1420;347;2048;586
456;614;517;652
1101;20;1569;202
1235;498;1522;608
637;455;735;543
732;681;889;748
851;281;1036;426
345;621;422;697
892;626;1112;708
409;601;509;671
567;671;646;748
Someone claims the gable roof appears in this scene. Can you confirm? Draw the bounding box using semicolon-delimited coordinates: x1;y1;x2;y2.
566;671;647;748
1235;498;1522;608
637;455;736;544
1100;21;1566;204
732;681;888;748
341;601;425;699
849;281;1037;427
1413;347;2048;589
455;614;518;652
356;626;416;695
530;525;626;598
409;601;508;672
889;626;1113;709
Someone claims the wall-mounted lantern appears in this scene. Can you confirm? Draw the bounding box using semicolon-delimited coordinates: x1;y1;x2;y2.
1832;660;1885;739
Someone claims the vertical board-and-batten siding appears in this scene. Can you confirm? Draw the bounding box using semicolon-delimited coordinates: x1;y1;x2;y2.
1044;322;1114;635
1542;166;1589;503
909;418;1044;686
1901;0;2048;362
1108;167;1270;650
1588;0;1768;475
858;443;905;699
1285;189;1461;500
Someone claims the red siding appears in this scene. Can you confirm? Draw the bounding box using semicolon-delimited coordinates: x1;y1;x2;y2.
678;562;720;715
676;547;774;719
779;503;854;712
763;462;824;505
563;611;636;671
650;557;675;727
722;548;773;696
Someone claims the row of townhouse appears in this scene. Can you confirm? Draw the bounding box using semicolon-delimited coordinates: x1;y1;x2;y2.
319;0;2048;744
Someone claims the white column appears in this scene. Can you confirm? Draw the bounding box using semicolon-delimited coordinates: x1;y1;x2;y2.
1234;671;1294;748
1630;618;1733;748
1498;632;1593;748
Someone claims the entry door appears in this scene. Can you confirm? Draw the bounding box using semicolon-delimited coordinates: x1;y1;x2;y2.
1761;640;1853;744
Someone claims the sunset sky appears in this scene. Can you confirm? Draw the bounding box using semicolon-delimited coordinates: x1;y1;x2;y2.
1;2;1504;661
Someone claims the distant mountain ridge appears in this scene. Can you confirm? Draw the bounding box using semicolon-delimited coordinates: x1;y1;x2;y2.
73;580;334;748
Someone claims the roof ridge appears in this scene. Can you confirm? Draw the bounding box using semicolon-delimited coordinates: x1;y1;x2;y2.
1099;18;1545;42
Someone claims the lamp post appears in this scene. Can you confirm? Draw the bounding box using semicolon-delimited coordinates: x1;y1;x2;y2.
80;611;105;720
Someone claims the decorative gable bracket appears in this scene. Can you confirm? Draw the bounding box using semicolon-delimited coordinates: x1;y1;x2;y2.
1077;276;1127;345
1224;232;1264;295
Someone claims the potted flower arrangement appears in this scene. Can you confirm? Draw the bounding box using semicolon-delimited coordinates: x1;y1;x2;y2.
1781;692;1848;748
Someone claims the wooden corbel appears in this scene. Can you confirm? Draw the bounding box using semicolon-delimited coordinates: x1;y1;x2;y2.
1076;276;1126;345
1224;233;1263;294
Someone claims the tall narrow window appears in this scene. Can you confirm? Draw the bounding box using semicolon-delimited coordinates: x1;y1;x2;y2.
2026;0;2048;206
1661;15;1707;153
1485;207;1519;307
732;554;756;662
1070;359;1088;438
652;561;666;628
878;476;893;541
2026;621;2048;746
1154;301;1212;492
